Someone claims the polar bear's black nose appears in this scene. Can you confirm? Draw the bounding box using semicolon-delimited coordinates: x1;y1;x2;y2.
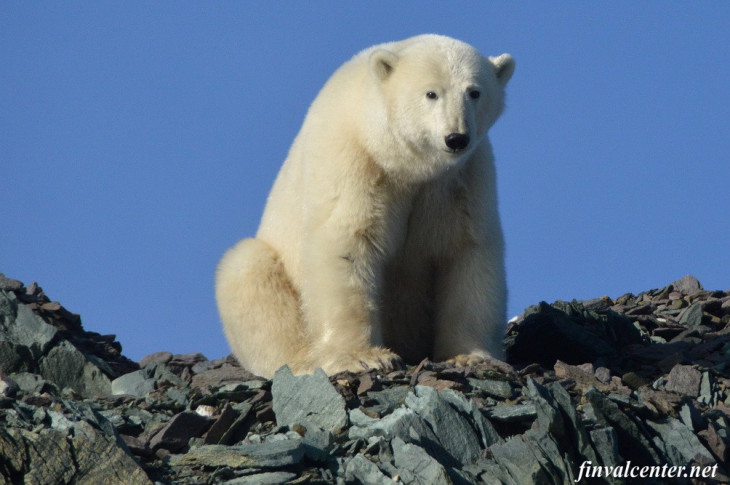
445;133;470;151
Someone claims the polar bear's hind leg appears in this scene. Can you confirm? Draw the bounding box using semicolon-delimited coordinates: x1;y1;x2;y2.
215;238;310;378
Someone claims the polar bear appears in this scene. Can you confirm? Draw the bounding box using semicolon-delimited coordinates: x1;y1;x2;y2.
216;34;514;378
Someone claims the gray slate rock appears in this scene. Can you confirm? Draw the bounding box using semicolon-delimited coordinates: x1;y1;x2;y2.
0;422;152;485
665;364;702;397
586;387;663;465
484;403;537;423
679;302;704;326
272;365;347;432
468;378;513;399
301;426;334;462
440;388;502;448
646;417;715;466
0;274;24;291
349;406;441;452
405;386;482;466
225;471;298;485
671;275;703;295
0;340;34;374
39;340;112;397
588;427;622;470
344;454;395;484
0;291;58;359
111;369;156;397
392;437;452;485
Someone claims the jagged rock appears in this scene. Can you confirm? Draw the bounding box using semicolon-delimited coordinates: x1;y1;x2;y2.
405;386;482;466
0;291;57;359
391;437;452;484
0;274;23;291
484;403;537;423
504;299;643;367
1;272;728;483
301;426;334;462
588;427;622;469
646;417;715;466
344;454;394;484
349;406;441;453
586;387;663;465
39;340;112;397
440;388;502;448
271;365;347;432
0;422;152;485
679;302;705;326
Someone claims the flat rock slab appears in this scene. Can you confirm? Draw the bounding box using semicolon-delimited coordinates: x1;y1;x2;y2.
665;364;702;397
169;438;305;469
271;366;347;432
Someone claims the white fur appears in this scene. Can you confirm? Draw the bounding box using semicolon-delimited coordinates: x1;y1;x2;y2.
216;34;514;377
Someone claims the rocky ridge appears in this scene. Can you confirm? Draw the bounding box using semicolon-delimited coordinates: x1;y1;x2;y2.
0;272;728;484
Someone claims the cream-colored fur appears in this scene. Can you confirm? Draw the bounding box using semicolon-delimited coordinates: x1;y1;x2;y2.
216;34;514;378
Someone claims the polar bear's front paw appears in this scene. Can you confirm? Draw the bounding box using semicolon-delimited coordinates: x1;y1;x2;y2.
446;353;487;367
320;347;403;375
446;353;515;375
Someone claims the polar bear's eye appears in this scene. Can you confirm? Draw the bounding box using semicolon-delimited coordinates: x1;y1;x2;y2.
426;91;438;100
469;90;481;100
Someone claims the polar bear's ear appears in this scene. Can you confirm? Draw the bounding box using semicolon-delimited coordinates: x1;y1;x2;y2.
369;49;399;81
489;54;515;86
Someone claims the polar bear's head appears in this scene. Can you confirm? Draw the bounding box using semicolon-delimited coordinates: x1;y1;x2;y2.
366;35;514;182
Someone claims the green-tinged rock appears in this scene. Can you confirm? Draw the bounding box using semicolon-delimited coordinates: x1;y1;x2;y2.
168;438;305;469
484;403;537;423
467;378;513;399
679;302;704;326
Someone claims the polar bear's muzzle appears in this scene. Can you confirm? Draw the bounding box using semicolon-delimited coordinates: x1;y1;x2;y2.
444;133;470;152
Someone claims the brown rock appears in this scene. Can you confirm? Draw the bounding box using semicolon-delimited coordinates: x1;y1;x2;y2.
698;422;728;463
638;387;681;414
148;412;212;452
203;403;237;444
139;351;173;368
357;373;381;395
554;360;605;392
190;363;260;391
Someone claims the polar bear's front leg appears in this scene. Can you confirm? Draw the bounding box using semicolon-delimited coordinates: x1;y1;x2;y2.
299;230;402;375
432;245;507;362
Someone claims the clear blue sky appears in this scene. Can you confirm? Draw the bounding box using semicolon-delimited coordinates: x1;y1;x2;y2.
2;4;729;362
